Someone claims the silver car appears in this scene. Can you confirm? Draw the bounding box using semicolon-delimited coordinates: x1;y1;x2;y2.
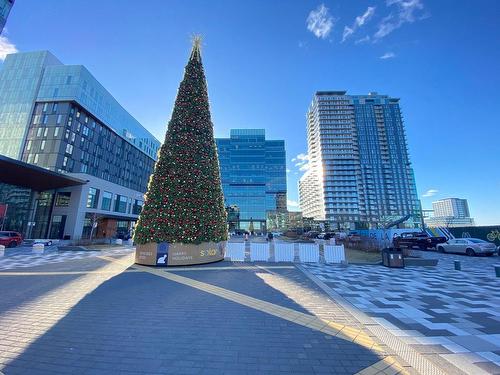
436;238;497;256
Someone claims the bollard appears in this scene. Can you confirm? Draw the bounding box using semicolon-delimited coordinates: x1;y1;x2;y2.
454;260;461;271
32;243;44;254
495;265;500;278
0;244;5;257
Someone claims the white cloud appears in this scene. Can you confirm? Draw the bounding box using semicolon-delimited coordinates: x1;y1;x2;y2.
286;168;291;173
0;36;18;61
294;153;311;171
422;189;438;198
380;52;396;59
342;6;375;42
355;35;371;44
374;0;425;40
287;199;300;208
306;4;334;39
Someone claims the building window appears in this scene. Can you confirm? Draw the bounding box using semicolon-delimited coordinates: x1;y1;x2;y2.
43;103;48;112
56;114;62;124
36;127;43;137
54;127;60;137
52;103;58;113
42;115;48;124
101;191;112;211
133;199;143;215
40;140;46;151
55;192;71;207
114;195;127;213
65;144;73;155
26;140;32;151
86;187;99;209
33;154;39;164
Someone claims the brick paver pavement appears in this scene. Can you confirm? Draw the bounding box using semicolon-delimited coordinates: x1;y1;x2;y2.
0;250;429;374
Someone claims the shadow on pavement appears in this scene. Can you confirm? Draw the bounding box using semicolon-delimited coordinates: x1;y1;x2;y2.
2;261;385;375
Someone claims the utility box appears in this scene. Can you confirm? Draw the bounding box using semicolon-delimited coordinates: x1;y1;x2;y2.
382;247;405;268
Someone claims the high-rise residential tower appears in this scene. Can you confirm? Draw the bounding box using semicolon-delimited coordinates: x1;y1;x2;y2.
299;91;421;229
425;198;475;227
0;51;160;240
216;129;286;232
0;0;14;34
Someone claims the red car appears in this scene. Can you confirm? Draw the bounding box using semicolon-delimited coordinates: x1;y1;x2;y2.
0;231;23;248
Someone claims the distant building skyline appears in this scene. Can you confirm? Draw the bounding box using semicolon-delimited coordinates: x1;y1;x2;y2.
299;91;421;229
216;129;286;232
425;197;475;227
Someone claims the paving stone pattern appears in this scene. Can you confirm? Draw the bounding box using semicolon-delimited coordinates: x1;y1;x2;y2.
303;251;500;375
0;254;396;375
0;247;133;270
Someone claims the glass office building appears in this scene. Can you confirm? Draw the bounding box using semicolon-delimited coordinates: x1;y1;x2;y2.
0;0;14;34
0;51;160;240
299;91;421;229
216;129;286;232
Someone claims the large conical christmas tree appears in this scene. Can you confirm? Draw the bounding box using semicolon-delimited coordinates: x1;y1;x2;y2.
134;38;227;246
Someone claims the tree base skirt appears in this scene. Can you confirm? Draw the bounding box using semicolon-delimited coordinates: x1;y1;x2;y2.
135;241;226;266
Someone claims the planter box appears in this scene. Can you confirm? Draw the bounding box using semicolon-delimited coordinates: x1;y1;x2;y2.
135;241;226;266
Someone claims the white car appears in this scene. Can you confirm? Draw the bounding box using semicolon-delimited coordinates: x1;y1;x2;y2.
436;238;496;256
33;239;55;246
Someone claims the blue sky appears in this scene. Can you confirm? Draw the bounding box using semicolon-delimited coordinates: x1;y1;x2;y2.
1;0;499;225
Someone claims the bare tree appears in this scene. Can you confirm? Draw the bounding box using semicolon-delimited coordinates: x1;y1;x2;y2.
88;213;103;241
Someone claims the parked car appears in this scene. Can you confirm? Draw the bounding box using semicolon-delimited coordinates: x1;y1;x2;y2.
436;238;497;256
318;232;335;240
393;232;447;250
0;231;23;248
303;231;320;239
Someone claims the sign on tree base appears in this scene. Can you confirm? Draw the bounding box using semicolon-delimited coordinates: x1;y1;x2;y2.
135;241;226;266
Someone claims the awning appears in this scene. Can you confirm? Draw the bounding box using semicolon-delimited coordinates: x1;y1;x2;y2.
0;155;87;191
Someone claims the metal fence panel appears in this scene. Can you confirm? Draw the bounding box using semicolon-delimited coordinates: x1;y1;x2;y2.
225;242;245;262
274;243;295;262
250;243;270;261
324;245;346;264
299;244;319;263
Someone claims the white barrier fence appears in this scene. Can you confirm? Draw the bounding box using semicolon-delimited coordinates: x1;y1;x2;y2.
250;243;269;261
223;241;347;265
225;242;245;262
324;245;346;264
274;243;294;262
299;244;320;263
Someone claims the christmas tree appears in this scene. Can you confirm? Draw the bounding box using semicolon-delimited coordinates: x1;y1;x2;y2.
134;37;227;246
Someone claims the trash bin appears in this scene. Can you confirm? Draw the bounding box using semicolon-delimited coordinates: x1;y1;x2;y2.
381;247;405;268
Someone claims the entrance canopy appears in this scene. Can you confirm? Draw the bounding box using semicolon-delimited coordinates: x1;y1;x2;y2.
0;155;86;191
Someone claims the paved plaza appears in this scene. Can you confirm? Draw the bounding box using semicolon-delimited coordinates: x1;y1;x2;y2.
302;251;500;375
0;246;498;374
